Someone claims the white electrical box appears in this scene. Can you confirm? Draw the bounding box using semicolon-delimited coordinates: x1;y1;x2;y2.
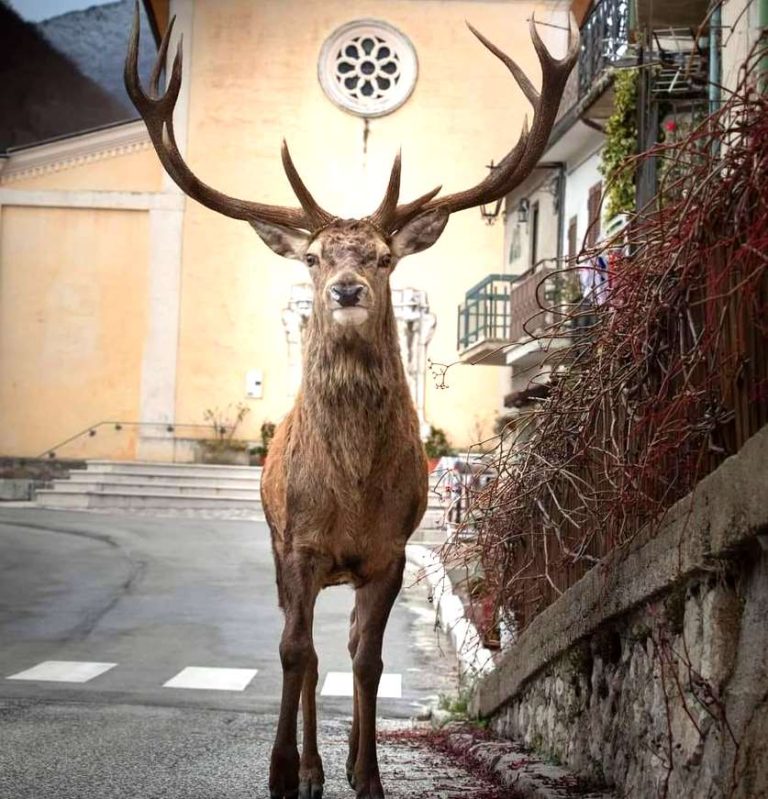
246;369;263;398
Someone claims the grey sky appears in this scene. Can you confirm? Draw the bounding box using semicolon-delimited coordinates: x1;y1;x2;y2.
8;0;115;23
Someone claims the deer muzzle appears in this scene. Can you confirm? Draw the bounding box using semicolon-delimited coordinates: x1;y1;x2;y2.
327;279;371;326
329;283;368;308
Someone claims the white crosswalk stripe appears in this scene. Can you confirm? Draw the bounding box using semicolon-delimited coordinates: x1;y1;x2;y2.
163;666;258;691
6;660;117;683
4;662;405;699
320;671;402;698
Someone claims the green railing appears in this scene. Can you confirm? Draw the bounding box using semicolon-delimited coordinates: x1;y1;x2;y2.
456;274;516;352
457;264;567;353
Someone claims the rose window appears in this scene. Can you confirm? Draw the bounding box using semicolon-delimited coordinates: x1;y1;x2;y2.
318;21;418;118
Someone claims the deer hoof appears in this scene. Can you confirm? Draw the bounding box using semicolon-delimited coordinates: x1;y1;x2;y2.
298;780;323;799
346;766;356;790
353;775;385;798
354;788;385;799
270;791;299;799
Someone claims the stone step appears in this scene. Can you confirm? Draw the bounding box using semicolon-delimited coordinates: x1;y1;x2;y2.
35;490;264;511
85;460;262;480
49;480;261;500
66;471;261;490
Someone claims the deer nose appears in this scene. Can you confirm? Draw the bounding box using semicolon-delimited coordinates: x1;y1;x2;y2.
329;283;367;307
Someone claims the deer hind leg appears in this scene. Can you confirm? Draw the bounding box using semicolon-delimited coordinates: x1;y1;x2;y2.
298;642;324;799
270;552;319;799
349;557;405;799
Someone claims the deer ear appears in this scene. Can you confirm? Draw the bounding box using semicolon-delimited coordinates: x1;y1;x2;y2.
391;209;449;258
250;219;311;260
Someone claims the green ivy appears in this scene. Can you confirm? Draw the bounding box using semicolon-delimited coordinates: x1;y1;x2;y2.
599;68;639;221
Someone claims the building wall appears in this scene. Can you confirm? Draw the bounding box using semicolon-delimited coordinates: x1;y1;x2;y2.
0;0;570;459
503;173;561;278
721;0;763;92
561;148;602;259
0;203;151;459
175;0;564;450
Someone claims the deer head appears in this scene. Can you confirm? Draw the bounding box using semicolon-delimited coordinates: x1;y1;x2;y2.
125;3;578;339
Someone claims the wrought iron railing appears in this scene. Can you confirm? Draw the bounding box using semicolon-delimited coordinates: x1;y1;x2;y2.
578;0;631;99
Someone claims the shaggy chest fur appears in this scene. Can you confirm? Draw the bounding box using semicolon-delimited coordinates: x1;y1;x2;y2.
261;326;428;586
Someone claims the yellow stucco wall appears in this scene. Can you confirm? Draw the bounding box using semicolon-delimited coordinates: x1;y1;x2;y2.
175;0;554;449
0;205;149;459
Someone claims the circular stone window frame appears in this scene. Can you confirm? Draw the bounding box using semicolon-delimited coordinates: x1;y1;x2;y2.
318;19;419;119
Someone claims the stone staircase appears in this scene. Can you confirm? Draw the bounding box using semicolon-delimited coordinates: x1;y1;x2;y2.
35;460;263;513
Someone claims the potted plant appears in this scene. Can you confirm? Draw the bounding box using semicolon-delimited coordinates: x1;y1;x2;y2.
249;421;276;466
198;403;251;465
424;425;453;472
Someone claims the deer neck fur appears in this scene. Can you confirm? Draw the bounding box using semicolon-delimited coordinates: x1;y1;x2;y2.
297;300;412;479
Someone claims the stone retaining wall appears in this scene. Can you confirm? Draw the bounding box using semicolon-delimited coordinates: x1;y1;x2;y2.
472;425;768;798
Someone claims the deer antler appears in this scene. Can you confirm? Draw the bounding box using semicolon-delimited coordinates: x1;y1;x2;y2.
124;1;333;231
374;14;580;233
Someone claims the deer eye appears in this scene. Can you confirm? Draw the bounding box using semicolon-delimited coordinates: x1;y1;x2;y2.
304;253;318;267
378;253;392;269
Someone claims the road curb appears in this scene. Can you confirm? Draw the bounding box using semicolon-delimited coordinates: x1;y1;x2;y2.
443;730;616;799
404;544;494;678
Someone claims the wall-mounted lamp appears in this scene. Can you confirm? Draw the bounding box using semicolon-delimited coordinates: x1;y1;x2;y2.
517;197;530;225
544;173;562;213
479;160;503;225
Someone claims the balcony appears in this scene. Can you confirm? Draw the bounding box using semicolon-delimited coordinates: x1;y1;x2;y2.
578;0;631;101
457;263;569;366
457;274;515;365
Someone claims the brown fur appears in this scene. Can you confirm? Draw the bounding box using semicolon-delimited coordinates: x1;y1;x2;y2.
261;219;428;799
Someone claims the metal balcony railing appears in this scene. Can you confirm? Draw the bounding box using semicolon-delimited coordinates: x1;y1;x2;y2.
457;274;515;353
456;264;565;355
578;0;631;99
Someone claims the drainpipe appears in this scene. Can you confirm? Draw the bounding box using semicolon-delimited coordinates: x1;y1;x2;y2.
709;3;722;118
555;164;566;266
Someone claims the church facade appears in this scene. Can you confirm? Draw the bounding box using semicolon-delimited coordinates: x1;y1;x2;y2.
0;0;570;461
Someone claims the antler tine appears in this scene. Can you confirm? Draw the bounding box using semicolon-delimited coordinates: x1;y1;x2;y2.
280;142;335;229
368;152;402;229
124;0;324;231
149;13;174;97
386;14;579;231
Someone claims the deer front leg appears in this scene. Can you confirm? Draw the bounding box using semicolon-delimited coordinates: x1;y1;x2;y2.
270;553;318;799
299;645;324;799
346;607;360;789
349;557;405;799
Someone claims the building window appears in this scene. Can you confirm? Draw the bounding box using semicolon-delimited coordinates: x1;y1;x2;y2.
318;20;418;118
530;201;540;267
587;182;602;248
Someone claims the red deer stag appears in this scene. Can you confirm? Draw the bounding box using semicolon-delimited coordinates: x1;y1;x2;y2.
126;5;578;798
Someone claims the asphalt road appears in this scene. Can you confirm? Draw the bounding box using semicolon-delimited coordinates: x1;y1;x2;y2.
0;508;460;799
